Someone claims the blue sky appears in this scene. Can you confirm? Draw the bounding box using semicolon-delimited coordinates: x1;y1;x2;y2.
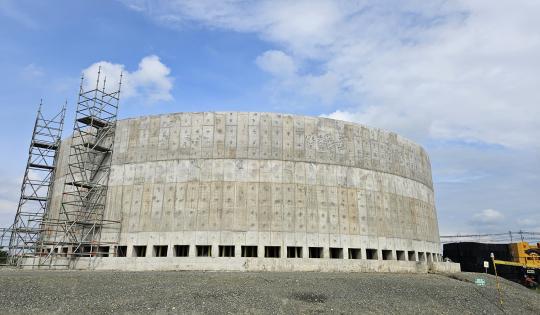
0;0;539;235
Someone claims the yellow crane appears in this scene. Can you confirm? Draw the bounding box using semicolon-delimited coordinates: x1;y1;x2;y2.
493;242;540;269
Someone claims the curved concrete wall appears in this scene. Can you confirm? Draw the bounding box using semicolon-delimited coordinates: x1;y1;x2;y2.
48;112;442;268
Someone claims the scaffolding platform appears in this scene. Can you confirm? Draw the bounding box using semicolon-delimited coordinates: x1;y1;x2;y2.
80;142;110;153
76;116;109;128
32;140;59;150
21;196;48;202
28;163;55;170
65;181;97;190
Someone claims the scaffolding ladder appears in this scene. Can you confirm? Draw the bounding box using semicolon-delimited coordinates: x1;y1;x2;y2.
6;103;65;267
38;68;122;269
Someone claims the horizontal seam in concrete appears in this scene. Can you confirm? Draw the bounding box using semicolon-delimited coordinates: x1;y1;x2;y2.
112;157;434;190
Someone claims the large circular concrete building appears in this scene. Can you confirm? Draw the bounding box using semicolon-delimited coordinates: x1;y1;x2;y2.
45;112;455;272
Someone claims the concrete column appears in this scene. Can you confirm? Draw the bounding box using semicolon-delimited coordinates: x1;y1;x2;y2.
361;248;367;260
126;245;133;258
323;247;330;259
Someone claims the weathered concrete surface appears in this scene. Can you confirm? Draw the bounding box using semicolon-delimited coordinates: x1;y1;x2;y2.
0;270;537;314
32;257;460;273
46;112;446;270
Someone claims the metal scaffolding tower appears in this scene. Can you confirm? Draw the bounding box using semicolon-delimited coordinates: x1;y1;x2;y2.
38;68;122;268
6;102;65;266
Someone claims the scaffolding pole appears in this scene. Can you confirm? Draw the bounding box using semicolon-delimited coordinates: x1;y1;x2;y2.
38;68;122;269
5;102;65;267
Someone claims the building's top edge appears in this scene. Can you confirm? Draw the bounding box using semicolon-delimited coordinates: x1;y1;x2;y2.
118;111;423;148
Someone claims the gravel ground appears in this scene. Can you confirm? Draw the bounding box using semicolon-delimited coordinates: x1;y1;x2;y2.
0;269;538;314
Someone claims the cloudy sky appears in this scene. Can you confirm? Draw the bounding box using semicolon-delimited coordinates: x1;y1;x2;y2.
0;0;538;235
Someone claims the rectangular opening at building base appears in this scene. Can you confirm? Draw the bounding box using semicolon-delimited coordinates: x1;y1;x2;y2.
396;250;406;261
418;252;426;261
116;246;127;257
153;245;168;257
97;246;109;257
348;248;361;259
133;245;147;257
382;250;393;260
329;248;343;259
174;245;189;257
309;247;323;258
219;245;235;257
197;245;211;257
287;247;302;258
265;246;280;258
80;246;92;257
241;246;258;257
366;248;378;260
408;251;416;261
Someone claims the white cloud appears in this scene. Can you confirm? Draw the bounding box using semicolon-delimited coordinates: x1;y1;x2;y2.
255;50;297;78
255;50;341;105
122;0;540;148
471;209;504;226
120;0;342;57
322;1;540;148
20;64;44;79
82;55;173;103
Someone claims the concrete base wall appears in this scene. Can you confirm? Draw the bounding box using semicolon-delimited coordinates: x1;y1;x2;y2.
29;257;460;273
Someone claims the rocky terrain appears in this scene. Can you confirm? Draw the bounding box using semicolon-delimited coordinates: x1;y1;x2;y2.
0;270;538;314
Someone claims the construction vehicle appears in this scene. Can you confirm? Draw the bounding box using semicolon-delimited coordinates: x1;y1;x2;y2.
493;242;539;288
444;241;540;289
508;242;540;267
